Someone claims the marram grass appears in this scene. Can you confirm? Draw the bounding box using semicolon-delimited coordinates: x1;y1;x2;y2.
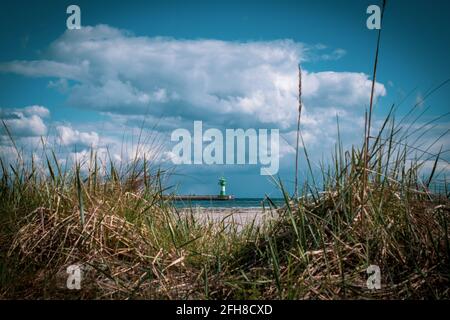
0;108;449;299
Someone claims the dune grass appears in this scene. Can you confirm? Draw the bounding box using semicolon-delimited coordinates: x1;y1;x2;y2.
0;100;449;300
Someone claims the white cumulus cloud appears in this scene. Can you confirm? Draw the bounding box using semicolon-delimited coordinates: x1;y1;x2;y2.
0;105;49;137
0;25;385;132
56;125;99;148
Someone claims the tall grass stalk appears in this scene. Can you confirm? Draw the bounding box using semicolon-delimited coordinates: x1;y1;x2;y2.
294;64;303;199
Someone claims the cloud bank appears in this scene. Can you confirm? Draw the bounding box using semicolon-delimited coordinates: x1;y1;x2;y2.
0;25;396;193
0;25;385;133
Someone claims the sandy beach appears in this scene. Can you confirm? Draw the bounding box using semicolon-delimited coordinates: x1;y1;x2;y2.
177;206;280;231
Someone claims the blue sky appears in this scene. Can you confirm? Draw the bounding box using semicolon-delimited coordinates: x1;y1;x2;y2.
0;0;449;197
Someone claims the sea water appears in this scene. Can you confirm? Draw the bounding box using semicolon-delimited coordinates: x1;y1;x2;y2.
172;198;285;209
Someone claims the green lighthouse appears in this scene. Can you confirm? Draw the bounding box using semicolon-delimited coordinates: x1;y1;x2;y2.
218;177;227;197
